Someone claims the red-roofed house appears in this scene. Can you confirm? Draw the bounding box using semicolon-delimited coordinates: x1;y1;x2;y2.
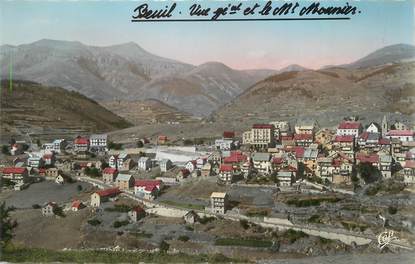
185;160;197;173
177;168;190;181
91;187;121;207
2;167;28;185
128;206;146;222
218;164;236;184
74;136;89;153
294;133;313;147
356;153;379;166
223;131;235;139
386;130;414;142
134;180;163;200
336;121;362;137
102;167;118;184
71;200;85;211
42;153;55;166
284;146;305;160
223;151;247;164
158;135;168;145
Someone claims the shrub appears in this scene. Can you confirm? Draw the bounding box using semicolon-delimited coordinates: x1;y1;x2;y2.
108;141;123;150
1;145;10;155
1;179;14;187
208;253;232;263
239;219;249;230
198;216;215;225
283;229;308;243
388;206;398;215
308;214;322;224
159;240;170;252
32;204;41;209
136;141;144;148
77;185;83;192
88;219;102;226
183;139;193;146
52;206;65;217
357;163;381;184
184;226;194;231
113;220;129;228
177;235;189;242
84;167;101;178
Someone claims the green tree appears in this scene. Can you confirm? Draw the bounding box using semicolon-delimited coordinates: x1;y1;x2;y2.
108;141;123;150
357;163;380;184
84;167;101;178
136;140;144;148
183;139;193;146
1;145;10;155
159;240;170;252
297;162;305;180
0;202;17;249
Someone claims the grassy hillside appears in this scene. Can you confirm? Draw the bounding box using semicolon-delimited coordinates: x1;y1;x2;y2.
1;80;131;141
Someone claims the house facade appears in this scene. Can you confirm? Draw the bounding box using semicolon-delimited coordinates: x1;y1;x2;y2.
115;173;135;190
210;192;228;214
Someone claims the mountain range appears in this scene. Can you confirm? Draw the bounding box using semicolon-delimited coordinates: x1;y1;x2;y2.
1;40;414;118
0;39;272;116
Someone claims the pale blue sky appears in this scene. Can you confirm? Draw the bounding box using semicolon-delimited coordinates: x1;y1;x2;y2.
1;0;413;69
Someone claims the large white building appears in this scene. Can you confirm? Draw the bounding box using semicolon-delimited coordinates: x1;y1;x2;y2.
386;130;414;142
90;134;108;151
243;124;274;149
336;121;362;138
210;192;228;214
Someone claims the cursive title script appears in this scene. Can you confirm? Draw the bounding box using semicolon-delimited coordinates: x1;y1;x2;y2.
131;1;361;22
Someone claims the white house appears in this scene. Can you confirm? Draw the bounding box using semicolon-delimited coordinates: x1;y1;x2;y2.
185;160;197;173
366;122;381;134
134;180;162;200
109;155;118;169
386;130;414;142
251;152;271;175
138;157;152;171
117;153;130;169
277;171;293;186
90;134;108;152
215;139;234;151
159;159;173;172
336;121;362;137
28;152;44;168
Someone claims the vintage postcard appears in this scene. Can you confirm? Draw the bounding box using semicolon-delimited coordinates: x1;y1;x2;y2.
0;0;414;263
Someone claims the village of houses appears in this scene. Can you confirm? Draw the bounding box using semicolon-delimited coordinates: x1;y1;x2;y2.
1;115;415;257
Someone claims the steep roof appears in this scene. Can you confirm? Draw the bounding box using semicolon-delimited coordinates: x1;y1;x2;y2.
134;179;161;187
219;164;233;172
210;192;227;198
252;124;273;129
386;130;414;137
95;187;120;197
103;167;118;174
116;173;133;181
294;134;313;141
74;137;89;145
2;167;27;174
338;121;361;130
